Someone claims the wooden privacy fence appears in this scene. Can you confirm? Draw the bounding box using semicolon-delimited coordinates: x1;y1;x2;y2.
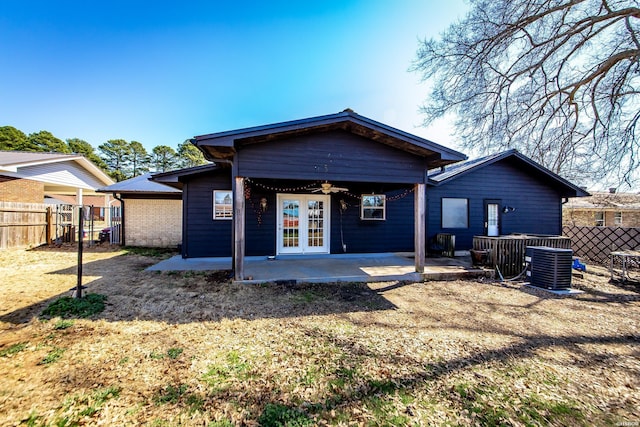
0;201;51;249
473;234;572;277
563;225;640;265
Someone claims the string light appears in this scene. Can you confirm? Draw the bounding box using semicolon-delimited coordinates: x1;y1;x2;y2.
387;188;414;201
244;178;416;219
246;178;321;193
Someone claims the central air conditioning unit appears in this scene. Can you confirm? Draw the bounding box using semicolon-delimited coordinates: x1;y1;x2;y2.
525;246;573;289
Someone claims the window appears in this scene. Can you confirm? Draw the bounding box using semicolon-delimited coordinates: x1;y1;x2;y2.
213;190;232;220
361;194;386;220
442;198;468;228
614;211;623;226
595;211;605;226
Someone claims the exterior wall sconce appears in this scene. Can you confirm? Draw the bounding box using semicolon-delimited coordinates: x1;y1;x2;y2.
260;197;268;212
503;206;516;213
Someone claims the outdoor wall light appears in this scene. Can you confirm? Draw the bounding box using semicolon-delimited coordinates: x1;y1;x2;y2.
260;197;268;212
503;206;516;213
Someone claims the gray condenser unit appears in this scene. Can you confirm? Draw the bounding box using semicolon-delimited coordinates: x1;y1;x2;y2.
525;246;573;289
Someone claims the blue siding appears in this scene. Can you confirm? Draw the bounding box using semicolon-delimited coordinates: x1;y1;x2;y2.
182;171;233;258
180;159;565;258
237;130;428;184
329;185;415;253
427;159;564;251
182;172;419;257
245;187;277;256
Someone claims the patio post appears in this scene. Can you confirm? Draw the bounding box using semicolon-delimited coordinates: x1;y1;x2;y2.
414;183;426;273
233;177;245;280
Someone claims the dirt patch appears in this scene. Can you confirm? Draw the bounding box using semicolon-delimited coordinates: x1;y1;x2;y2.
0;246;638;426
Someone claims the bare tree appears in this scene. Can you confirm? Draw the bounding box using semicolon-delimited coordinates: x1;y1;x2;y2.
412;0;640;187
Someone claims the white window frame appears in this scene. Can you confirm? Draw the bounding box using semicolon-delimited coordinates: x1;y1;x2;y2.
442;198;469;229
213;190;233;220
614;211;623;226
361;194;386;221
595;211;605;227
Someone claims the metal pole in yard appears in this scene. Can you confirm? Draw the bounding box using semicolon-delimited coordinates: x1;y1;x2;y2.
76;206;84;299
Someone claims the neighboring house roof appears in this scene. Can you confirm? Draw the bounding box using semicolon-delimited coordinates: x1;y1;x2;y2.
0;150;113;194
98;173;182;194
428;149;590;198
193;110;467;167
563;191;640;210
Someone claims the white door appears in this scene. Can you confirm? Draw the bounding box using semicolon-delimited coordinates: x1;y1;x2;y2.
277;194;330;254
487;203;499;236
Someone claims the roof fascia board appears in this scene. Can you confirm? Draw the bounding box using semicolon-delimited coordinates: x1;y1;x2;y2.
73;157;114;185
194;112;349;144
0;154;113;186
150;164;220;183
194;111;466;161
508;151;590;197
428;152;508;186
429;150;589;197
347;114;466;160
2;155;81;169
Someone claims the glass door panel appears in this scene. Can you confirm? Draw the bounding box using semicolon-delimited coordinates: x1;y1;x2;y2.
487;203;499;236
281;199;300;251
307;200;324;248
277;194;329;254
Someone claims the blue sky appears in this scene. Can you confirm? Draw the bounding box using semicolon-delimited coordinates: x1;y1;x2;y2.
0;1;467;152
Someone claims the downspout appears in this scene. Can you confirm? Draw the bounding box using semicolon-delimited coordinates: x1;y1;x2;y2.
113;193;125;246
560;197;569;235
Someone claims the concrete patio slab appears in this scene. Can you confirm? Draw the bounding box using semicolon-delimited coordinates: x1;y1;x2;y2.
147;253;492;284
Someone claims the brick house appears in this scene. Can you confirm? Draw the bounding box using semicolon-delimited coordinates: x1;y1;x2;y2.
563;190;640;227
98;173;183;247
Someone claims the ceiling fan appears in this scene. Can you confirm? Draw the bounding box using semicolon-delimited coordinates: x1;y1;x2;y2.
310;181;349;194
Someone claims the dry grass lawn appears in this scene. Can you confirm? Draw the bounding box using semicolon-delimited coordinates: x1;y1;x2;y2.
0;245;638;426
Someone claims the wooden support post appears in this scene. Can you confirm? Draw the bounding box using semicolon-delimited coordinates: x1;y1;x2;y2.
233;177;246;281
414;183;426;273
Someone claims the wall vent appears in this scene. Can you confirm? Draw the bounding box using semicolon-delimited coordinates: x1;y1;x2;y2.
525;246;573;289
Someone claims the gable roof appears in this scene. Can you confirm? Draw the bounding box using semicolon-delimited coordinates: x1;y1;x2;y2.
428;149;590;198
98;173;182;195
0;151;80;167
0;150;114;193
193;110;466;167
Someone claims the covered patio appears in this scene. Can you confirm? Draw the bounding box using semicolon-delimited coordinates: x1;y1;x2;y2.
147;252;491;284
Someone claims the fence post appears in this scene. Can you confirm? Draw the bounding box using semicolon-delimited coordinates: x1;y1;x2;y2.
46;206;52;245
76;206;84;299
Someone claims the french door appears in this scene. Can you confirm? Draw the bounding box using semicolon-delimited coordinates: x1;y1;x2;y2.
277;194;330;254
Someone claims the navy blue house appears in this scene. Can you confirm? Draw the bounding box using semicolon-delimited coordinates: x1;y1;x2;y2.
152;111;588;280
427;150;589;252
